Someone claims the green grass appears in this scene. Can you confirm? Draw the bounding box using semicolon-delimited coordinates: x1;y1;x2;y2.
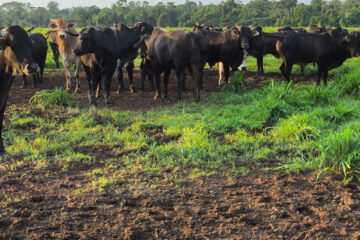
2;66;360;187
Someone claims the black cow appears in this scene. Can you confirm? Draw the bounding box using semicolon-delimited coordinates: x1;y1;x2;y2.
134;28;207;101
74;22;153;104
23;33;48;88
0;26;38;154
309;25;327;33
196;25;259;84
275;27;360;85
47;31;60;68
277;26;307;34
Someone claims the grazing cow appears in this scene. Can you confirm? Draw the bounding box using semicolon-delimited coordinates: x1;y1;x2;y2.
23;33;48;88
196;25;259;85
134;28;207;101
47;31;60;68
0;26;38;154
45;18;81;93
74;22;154;104
275;27;360;85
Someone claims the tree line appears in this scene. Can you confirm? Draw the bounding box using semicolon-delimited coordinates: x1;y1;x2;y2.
0;0;359;28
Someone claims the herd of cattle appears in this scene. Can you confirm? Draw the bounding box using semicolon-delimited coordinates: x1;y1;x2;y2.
0;19;360;154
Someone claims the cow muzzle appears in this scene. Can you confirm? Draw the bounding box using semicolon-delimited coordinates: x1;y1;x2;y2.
23;63;39;75
59;33;66;40
241;43;249;49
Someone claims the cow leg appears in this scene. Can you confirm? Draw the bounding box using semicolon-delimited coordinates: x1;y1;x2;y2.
316;66;324;86
323;69;328;86
74;60;81;94
218;62;225;86
103;67;115;104
190;64;201;102
152;63;162;100
23;74;27;88
117;65;125;94
0;76;12;155
83;64;94;104
50;43;60;69
163;67;171;98
126;62;136;93
33;74;37;88
0;107;5;155
284;63;293;83
257;56;264;76
300;64;305;76
175;68;185;100
224;64;230;84
64;66;71;92
140;58;146;90
39;66;44;84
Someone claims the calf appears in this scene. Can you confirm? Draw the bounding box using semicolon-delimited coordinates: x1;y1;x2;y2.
134;29;207;101
23;33;48;88
46;18;81;93
0;26;38;154
275;28;360;85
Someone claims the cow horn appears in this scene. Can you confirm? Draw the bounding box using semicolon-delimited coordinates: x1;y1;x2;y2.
27;27;35;33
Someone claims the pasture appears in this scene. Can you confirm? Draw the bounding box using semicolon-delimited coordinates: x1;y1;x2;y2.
1;28;360;239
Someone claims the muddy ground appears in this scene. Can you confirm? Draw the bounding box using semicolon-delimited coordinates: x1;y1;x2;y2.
1;70;360;239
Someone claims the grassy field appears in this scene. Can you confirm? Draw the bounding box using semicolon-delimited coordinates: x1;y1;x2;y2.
2;62;360;191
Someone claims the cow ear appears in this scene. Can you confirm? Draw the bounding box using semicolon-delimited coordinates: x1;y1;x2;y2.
231;29;240;39
252;30;260;37
0;38;7;50
67;23;76;29
48;23;57;29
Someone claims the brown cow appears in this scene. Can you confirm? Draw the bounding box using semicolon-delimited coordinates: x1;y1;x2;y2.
45;18;81;92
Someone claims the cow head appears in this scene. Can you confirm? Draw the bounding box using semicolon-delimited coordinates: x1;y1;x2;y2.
341;34;360;58
73;27;97;56
47;18;79;41
234;25;260;50
0;26;38;76
329;28;360;58
134;22;154;36
350;31;360;48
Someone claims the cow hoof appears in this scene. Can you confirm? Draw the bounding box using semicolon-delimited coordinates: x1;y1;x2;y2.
130;85;137;93
117;87;125;94
65;88;70;92
74;88;81;94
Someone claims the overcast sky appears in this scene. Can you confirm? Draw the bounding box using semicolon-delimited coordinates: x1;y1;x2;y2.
3;0;313;9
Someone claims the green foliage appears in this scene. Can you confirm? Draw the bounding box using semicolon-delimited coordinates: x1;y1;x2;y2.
318;129;360;181
2;1;360;29
223;70;244;93
272;114;320;141
29;88;73;109
333;67;360;96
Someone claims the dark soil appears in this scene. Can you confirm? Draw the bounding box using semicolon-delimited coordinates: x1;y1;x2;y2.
2;69;359;239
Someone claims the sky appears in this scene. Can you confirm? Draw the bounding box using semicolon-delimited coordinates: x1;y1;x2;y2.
0;0;314;9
